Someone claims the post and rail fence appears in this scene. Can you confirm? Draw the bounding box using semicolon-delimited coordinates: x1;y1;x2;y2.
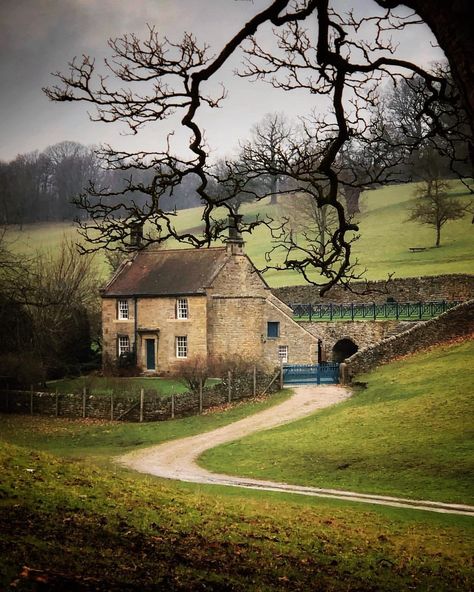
290;300;463;322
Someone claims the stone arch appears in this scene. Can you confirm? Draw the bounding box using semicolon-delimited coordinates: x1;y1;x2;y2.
332;338;358;363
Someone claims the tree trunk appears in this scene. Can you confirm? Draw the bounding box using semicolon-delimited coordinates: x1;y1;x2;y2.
401;0;474;162
435;224;441;247
344;187;361;216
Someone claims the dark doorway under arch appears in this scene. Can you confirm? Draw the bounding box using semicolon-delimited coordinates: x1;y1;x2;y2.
332;338;358;363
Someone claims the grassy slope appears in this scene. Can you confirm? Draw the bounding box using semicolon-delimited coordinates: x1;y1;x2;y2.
6;180;473;287
45;376;219;396
200;339;474;504
1;389;473;591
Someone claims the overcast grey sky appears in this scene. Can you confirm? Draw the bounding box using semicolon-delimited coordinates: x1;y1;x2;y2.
0;0;445;163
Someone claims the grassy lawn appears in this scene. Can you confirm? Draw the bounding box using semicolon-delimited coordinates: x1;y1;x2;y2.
0;390;290;460
1;387;473;590
200;338;474;505
45;376;219;396
6;180;473;287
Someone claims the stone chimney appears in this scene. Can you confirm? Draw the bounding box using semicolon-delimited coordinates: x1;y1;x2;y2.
129;220;144;249
225;214;245;255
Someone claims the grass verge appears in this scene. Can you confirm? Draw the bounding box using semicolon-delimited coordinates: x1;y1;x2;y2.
200;339;474;504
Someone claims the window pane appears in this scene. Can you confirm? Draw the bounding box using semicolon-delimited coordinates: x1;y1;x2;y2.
118;299;129;319
278;345;288;363
267;322;279;338
176;336;187;358
176;298;188;319
118;336;130;356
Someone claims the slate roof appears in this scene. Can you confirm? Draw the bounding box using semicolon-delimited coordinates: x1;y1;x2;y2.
102;247;229;297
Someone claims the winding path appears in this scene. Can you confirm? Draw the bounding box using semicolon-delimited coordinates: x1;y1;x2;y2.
118;386;474;517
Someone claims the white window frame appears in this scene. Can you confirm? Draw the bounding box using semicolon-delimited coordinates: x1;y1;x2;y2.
118;299;129;320
176;298;189;319
118;335;130;356
278;345;289;363
176;336;188;358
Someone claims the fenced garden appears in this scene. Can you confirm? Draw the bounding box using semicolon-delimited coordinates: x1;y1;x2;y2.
291;299;463;321
0;368;281;422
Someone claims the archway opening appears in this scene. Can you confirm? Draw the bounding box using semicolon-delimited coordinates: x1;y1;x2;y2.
332;338;358;363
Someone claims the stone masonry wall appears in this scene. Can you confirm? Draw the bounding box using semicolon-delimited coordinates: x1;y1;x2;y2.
263;298;318;366
345;300;474;378
102;295;208;374
273;274;474;305
0;369;281;422
302;320;416;360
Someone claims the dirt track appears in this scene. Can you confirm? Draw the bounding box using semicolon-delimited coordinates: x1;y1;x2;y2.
118;386;474;516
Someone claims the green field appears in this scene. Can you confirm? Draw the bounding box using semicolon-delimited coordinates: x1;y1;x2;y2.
200;338;474;505
45;376;218;396
6;180;473;286
1;386;473;590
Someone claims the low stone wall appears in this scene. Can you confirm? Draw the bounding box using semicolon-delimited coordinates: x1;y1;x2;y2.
0;370;281;422
273;274;474;305
345;300;474;378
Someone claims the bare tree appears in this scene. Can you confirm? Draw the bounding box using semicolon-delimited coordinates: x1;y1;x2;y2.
408;166;470;248
240;113;294;205
43;1;473;293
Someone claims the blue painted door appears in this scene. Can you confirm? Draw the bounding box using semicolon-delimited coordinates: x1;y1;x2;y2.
146;339;156;370
283;363;339;385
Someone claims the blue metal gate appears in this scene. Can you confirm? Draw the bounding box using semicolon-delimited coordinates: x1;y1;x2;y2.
283;363;340;386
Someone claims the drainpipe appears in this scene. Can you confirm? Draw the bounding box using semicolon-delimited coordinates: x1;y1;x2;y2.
134;296;138;364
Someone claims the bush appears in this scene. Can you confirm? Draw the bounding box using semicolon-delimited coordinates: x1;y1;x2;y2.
0;352;46;389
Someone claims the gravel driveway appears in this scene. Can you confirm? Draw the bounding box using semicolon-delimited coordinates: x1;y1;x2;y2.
118;386;474;516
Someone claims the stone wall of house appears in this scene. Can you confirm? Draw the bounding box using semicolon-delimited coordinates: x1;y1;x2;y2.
302;320;416;360
273;274;474;305
0;369;281;422
263;297;318;366
102;297;135;364
137;295;208;374
345;300;474;378
102;295;209;374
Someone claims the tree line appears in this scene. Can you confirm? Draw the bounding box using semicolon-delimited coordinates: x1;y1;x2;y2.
0;140;203;227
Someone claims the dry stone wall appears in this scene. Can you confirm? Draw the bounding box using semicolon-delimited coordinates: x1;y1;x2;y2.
273;274;474;305
345;300;474;378
0;369;280;422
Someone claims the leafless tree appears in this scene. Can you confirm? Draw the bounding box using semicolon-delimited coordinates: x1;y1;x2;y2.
44;0;474;293
407;153;471;247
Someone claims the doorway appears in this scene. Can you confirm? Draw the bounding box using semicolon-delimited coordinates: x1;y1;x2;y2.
145;338;156;371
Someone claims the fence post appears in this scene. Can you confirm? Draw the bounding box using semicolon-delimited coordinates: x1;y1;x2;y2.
139;388;144;423
329;303;333;321
30;385;34;415
110;393;114;421
309;304;312;322
351;302;354;321
419;302;422;320
373;302;376;321
55;389;59;417
199;379;203;414
82;387;87;418
227;370;232;403
280;361;284;389
396;302;399;320
171;392;175;419
253;365;257;396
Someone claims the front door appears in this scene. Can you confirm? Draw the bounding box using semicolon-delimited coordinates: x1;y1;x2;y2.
145;339;156;371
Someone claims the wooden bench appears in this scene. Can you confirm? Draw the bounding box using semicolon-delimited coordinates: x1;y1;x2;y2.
409;247;426;252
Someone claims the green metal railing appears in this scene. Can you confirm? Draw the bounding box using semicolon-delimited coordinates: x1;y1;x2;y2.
291;300;463;322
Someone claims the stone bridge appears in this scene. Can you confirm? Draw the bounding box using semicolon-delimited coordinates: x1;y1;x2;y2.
274;274;474;363
300;320;417;362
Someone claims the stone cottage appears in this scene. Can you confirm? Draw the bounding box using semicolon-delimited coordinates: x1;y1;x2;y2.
101;231;318;374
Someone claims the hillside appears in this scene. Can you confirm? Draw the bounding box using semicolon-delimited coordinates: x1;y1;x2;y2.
6;180;473;286
200;338;474;504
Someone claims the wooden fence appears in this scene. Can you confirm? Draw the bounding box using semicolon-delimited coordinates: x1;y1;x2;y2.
0;369;281;422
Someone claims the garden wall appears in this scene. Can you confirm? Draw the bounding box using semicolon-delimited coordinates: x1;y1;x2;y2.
345;300;474;378
0;369;281;422
273;274;474;305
